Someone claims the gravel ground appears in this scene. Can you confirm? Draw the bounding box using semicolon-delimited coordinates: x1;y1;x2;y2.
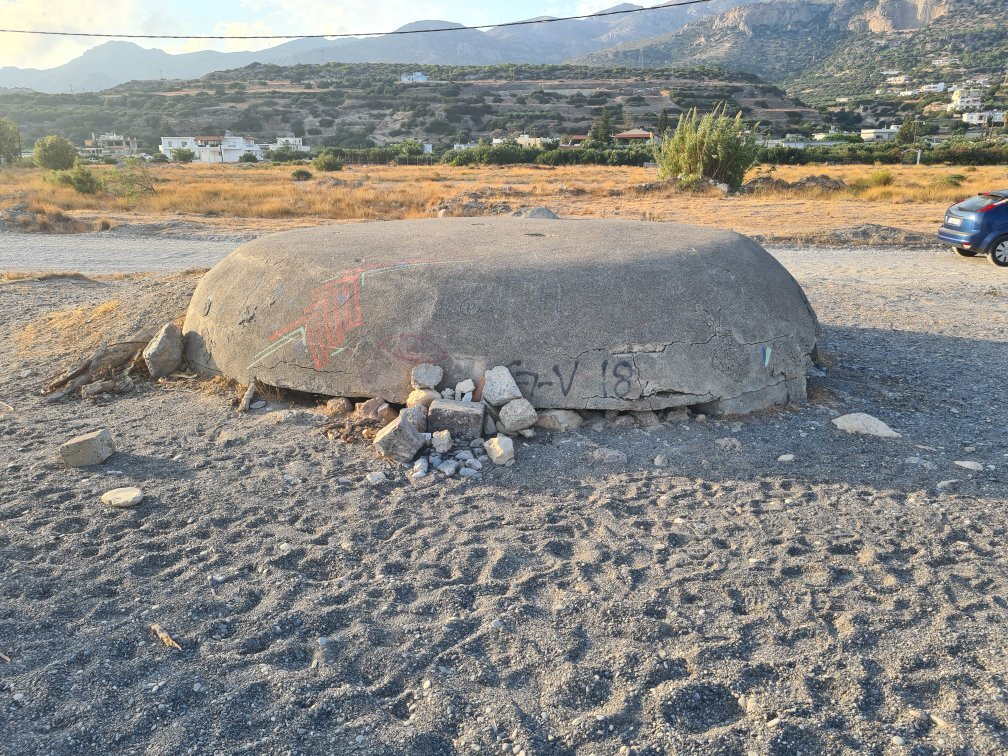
0;232;239;274
1;244;1006;755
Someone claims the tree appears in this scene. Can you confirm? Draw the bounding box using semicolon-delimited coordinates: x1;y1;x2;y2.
0;117;19;165
588;106;613;146
34;135;77;170
396;139;424;157
171;147;196;163
654;104;758;191
895;120;918;145
657;109;670;136
238;152;258;163
52;160;101;194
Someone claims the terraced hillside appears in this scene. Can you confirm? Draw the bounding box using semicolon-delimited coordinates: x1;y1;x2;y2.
0;63;822;151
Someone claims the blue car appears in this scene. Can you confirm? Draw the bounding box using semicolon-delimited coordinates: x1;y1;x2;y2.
938;189;1008;267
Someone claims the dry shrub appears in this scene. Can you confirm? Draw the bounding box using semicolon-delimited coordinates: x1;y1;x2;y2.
15;299;122;355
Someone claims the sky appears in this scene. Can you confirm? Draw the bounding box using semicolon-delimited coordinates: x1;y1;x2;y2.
0;0;619;69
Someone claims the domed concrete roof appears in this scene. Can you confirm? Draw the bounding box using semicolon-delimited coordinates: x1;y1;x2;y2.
183;218;818;413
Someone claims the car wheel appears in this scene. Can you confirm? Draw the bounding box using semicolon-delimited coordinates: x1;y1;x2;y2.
989;237;1008;267
952;246;976;257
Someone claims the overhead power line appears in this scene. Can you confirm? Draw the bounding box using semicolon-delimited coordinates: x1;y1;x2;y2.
0;0;712;40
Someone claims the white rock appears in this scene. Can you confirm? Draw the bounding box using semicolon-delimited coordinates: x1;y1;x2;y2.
654;454;669;467
411;363;443;390
100;486;144;508
777;453;795;462
715;437;742;451
60;429;115;468
406;388;440;409
535;409;583;432
481;366;523;406
432;430;453;454
498;398;537;433
483;435;515;466
366;471;387;485
454;379;476;396
954;460;983;472
935;479;959;491
832;413;900;438
142;322;184;379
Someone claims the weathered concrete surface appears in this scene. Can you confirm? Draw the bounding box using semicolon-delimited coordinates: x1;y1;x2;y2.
183;218;818;413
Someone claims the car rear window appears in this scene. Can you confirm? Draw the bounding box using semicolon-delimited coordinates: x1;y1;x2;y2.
957;194;1008;211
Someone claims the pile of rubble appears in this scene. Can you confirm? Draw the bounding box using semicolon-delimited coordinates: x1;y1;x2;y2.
42;322;184;402
333;363;586;481
738;174;848;194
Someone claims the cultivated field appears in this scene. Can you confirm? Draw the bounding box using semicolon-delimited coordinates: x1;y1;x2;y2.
2;162;1006;242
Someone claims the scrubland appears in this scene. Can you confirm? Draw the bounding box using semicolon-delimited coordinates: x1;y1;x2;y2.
2;161;1006;240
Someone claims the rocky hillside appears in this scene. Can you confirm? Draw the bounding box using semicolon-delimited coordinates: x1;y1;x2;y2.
575;0;1005;100
0;63;822;151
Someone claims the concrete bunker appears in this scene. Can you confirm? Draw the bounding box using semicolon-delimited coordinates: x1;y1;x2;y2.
183;218;818;415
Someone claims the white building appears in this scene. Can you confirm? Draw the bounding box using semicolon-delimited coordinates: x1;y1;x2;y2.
516;133;546;148
962;111;1006;126
263;136;310;153
452;142;479;151
400;71;428;84
861;125;900;142
920;83;946;93
81;132;138;159
949;88;983;112
160;131;263;163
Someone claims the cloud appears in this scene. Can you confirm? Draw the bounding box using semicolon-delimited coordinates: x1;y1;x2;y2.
0;0;137;68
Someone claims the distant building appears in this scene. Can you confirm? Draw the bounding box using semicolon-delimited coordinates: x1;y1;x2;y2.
400;71;429;84
564;135;590;147
962;110;1005;126
920;83;946;93
949;88;983;112
452;141;479;151
263;136;310;153
880;69;901;77
516;133;546;148
886;75;908;86
160;131;262;162
861;125;901;142
613;127;658;145
82;132;138;159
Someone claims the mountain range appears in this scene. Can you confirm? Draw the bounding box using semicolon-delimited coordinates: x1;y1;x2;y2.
0;0;1003;100
0;2;753;93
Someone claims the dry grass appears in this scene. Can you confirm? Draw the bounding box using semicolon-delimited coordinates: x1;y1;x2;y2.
15;299;122;355
3;161;1007;239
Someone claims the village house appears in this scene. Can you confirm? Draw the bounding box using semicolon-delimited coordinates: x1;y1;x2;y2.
81;132;138;160
860;125;901;142
160;131;262;163
613;127;658;145
400;71;429;84
962;110;1005;126
515;133;546;148
263;136;310;154
949;88;983;112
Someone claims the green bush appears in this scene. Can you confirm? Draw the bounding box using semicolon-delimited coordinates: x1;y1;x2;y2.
312;149;343;171
34;135;78;170
269;146;302;163
291;168;312;181
171;147;196;163
866;168;894;187
149;152;169;163
52;160;101;194
238;152;258;163
653;104;758;190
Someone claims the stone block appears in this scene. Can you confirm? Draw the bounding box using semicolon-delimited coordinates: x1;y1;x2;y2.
143;322;183;379
428;399;484;440
483;434;514;466
60;429;115;468
373;415;425;463
481;366;523;407
497;398;537;433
